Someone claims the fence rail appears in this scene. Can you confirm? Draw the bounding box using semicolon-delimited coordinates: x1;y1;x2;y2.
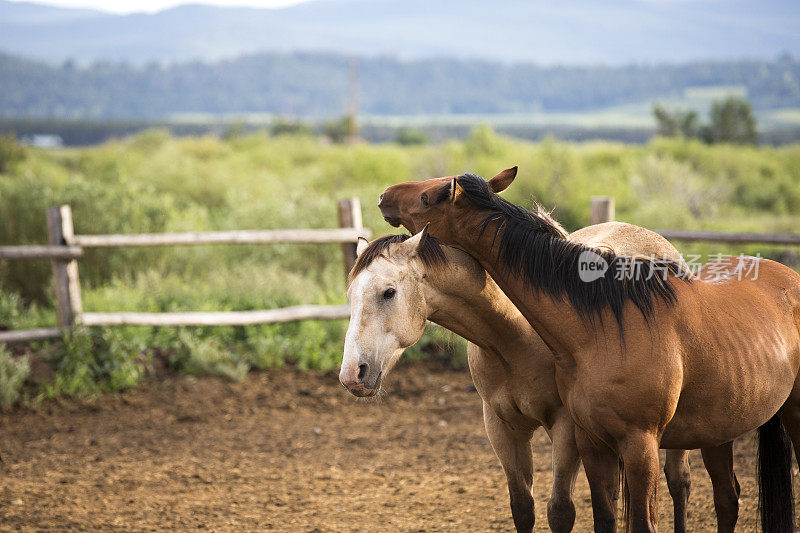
0;245;83;260
81;305;351;327
0;328;61;344
71;228;370;248
589;196;800;247
0;198;368;343
653;230;800;246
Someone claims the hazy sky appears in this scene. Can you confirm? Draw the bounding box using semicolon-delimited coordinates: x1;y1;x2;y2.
10;0;688;14
8;0;312;13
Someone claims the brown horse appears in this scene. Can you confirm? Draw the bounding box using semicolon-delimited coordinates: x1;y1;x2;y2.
377;168;800;532
342;224;739;532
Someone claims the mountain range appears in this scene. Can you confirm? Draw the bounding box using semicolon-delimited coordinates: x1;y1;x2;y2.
1;0;799;65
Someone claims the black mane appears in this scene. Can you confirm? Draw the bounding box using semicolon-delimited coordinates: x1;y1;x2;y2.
450;173;690;326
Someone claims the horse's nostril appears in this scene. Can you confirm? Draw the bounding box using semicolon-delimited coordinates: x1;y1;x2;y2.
357;363;368;382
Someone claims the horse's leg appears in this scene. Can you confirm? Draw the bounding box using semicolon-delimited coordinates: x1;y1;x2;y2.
700;442;739;533
775;391;800;529
619;432;660;533
547;412;580;533
575;425;619;533
779;386;800;470
663;450;691;533
482;402;536;533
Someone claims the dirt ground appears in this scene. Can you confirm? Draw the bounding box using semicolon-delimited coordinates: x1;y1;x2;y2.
1;360;798;532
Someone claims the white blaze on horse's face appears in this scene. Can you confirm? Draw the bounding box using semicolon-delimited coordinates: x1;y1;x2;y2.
340;232;430;397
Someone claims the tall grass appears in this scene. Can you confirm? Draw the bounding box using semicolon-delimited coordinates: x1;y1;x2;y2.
1;129;799;399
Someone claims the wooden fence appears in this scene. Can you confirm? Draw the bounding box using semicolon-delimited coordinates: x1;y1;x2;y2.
2;196;798;344
0;199;370;344
590;196;800;245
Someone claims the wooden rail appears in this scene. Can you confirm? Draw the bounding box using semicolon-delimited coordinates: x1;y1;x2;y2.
0;245;83;260
588;197;800;246
0;328;61;344
0;199;367;344
72;228;370;247
654;230;800;246
81;305;350;327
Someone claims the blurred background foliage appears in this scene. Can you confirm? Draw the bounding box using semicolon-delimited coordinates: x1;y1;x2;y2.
1;128;800;401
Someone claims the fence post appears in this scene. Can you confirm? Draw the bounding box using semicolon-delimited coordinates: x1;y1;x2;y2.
338;198;363;278
590;196;615;225
46;205;82;328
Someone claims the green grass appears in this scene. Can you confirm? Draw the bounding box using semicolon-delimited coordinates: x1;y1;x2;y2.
1;130;800;401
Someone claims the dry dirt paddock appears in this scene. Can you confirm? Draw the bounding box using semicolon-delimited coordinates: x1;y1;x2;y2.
1;359;798;532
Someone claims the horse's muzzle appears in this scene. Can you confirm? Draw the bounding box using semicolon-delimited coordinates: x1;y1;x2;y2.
383;216;401;227
341;381;378;397
378;194;402;227
340;362;382;397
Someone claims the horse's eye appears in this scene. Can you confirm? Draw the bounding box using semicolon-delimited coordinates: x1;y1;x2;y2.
383;288;396;300
421;193;429;207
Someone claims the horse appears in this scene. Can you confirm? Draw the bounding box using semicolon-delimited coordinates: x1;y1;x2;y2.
377;167;800;532
342;222;740;532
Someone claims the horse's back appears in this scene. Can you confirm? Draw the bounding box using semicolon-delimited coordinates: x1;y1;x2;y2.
570;221;689;271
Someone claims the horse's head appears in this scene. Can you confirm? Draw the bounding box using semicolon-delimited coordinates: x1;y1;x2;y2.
340;229;434;397
378;167;518;243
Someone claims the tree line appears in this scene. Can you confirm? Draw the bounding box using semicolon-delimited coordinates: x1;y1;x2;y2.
653;97;758;144
1;52;799;119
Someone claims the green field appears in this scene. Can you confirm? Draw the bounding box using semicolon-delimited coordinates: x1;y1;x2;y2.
2;128;800;403
361;86;800;131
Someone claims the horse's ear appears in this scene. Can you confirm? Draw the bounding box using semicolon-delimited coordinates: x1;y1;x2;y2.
356;237;369;257
403;223;429;254
488;166;518;193
450;177;463;203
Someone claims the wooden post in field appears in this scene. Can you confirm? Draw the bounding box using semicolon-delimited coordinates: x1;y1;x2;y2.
590;196;615;225
46;205;82;328
338;198;363;278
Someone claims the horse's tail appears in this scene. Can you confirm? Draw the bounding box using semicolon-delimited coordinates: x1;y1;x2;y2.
758;414;795;532
621;459;631;533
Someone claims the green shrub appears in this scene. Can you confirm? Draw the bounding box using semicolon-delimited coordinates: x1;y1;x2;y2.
42;328;100;397
394;127;428;145
0;134;25;173
41;327;145;398
323;116;355;143
464;125;508;157
176;330;250;382
0;344;30;407
0;291;23;330
270;117;312;137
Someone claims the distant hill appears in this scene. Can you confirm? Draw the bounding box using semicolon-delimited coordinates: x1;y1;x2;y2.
0;0;799;65
2;51;799;119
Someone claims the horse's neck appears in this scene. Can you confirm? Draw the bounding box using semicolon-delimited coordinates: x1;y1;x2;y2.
453;223;592;358
425;248;539;358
